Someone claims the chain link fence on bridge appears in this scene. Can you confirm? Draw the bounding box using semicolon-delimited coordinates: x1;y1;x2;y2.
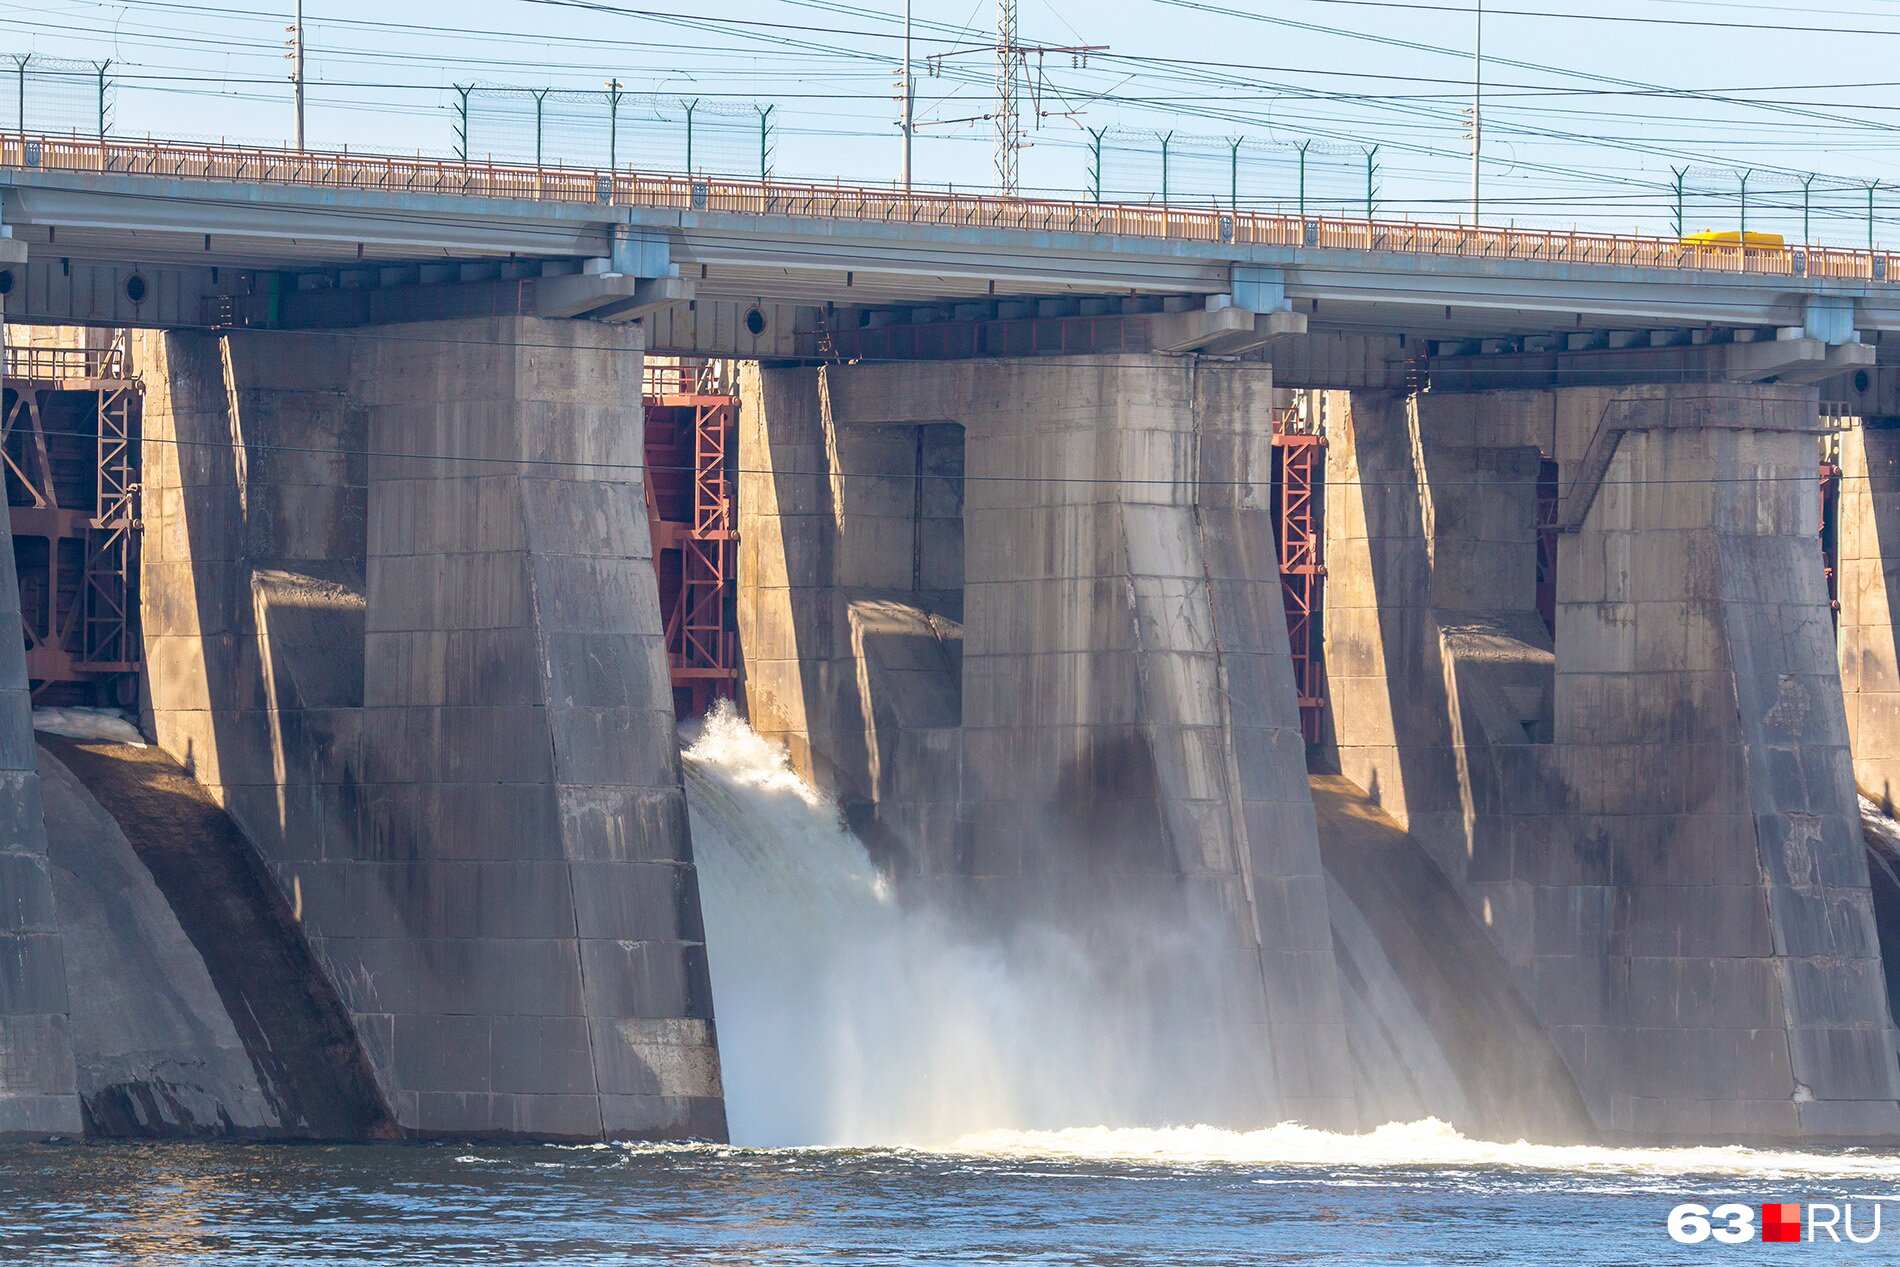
452;87;773;176
1086;128;1379;217
1;51;1895;246
0;55;113;138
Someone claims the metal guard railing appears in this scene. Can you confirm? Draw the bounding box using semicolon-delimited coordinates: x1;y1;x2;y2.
3;133;1896;283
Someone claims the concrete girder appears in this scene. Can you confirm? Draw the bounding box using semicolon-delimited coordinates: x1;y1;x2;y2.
1428;335;1875;392
14;167;1900;340
1150;298;1307;355
535;271;694;322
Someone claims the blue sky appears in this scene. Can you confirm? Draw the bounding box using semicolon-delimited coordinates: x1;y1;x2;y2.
8;0;1900;243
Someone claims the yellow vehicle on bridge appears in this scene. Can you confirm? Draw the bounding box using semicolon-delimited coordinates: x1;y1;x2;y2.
1681;229;1786;249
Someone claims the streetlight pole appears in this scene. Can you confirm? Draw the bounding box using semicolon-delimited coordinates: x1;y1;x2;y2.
901;0;914;191
288;0;306;150
1470;0;1482;227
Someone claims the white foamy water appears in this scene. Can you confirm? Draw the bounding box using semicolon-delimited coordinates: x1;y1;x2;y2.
32;706;146;746
681;703;1271;1148
951;1118;1900;1179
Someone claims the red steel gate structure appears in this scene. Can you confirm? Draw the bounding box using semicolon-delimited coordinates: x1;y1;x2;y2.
2;336;142;703
1271;404;1327;744
643;359;740;718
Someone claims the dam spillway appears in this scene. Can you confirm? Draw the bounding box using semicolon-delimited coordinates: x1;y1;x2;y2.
0;299;1897;1145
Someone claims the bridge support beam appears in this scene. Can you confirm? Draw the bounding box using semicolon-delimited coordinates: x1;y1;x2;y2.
741;355;1357;1129
137;317;723;1141
1326;382;1900;1141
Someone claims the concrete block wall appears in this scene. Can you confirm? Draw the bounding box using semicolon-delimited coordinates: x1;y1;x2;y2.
136;318;723;1141
1325;380;1900;1141
748;355;1356;1127
0;314;80;1137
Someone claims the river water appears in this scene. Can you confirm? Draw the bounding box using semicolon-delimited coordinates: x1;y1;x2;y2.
3;1131;1899;1264
5;707;1899;1263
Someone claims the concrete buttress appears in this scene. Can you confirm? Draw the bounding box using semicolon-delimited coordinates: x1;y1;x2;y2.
1325;381;1900;1142
741;355;1357;1129
136;317;724;1141
0;318;81;1140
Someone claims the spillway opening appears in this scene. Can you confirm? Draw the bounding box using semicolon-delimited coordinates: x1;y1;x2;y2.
682;703;1283;1148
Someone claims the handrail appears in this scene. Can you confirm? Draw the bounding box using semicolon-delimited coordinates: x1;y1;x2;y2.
3;132;1897;283
3;342;126;382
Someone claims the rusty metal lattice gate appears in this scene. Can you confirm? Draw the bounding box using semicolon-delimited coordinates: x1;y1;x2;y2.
643;359;740;718
1271;403;1326;745
2;336;143;702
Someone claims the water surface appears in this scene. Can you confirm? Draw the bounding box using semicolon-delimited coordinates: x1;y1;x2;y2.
4;1132;1897;1265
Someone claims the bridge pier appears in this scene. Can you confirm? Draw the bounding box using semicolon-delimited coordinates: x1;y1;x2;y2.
741;355;1357;1128
1324;381;1900;1141
136;317;723;1141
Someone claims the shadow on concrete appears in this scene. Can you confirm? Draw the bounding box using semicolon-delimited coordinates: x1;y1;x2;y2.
40;733;393;1140
1315;773;1592;1142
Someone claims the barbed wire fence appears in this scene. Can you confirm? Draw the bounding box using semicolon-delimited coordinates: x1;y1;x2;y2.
1083;128;1379;218
451;86;771;176
1667;165;1887;249
0;55;113;137
0;52;1894;244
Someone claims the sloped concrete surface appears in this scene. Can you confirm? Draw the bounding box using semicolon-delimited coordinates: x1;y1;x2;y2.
1315;774;1591;1142
39;738;389;1138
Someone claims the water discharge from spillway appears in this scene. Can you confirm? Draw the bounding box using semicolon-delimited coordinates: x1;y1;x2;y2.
680;705;1900;1179
681;703;1270;1148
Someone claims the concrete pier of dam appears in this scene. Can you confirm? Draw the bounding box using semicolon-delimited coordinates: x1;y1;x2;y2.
2;142;1900;1143
2;319;1899;1145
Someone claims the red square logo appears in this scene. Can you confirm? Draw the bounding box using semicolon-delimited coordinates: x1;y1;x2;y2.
1763;1203;1801;1243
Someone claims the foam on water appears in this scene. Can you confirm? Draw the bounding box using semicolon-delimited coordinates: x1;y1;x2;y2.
32;706;146;747
949;1118;1900;1177
682;703;1268;1148
682;705;1900;1176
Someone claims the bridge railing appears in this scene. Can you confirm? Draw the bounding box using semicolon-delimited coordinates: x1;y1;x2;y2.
4;133;1898;283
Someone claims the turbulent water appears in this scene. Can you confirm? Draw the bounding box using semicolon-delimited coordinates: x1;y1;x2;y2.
681;703;1270;1147
8;711;1900;1263
5;1137;1900;1265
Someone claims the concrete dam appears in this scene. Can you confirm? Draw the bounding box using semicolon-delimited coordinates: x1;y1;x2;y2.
2;137;1900;1147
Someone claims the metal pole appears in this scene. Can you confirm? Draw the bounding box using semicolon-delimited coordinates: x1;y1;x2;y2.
1470;0;1481;227
291;0;305;150
1365;144;1379;222
95;60;110;140
901;0;914;191
1871;182;1881;254
684;99;697;174
1801;174;1815;244
1671;165;1687;238
1738;169;1750;240
453;85;471;162
606;80;621;171
759;103;774;181
1229;137;1241;213
996;0;1018;194
1087;126;1105;203
15;55;28;138
1298;139;1311;221
533;89;548;167
1159;130;1172;205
